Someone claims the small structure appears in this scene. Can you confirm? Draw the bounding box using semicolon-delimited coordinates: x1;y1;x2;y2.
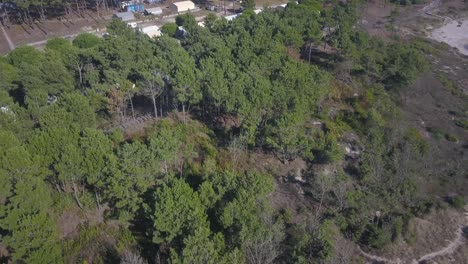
120;1;136;10
114;11;135;22
128;22;138;28
145;0;163;3
170;1;195;13
224;14;239;21
126;3;145;12
139;25;161;38
145;7;163;16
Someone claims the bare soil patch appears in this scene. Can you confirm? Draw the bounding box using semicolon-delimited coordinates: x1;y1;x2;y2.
2;11;112;48
57;206;106;239
430;18;468;56
402;71;468;196
360;207;468;264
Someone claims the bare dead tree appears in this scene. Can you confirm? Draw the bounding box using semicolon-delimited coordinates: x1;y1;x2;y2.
143;73;165;118
245;213;284;264
120;250;147;264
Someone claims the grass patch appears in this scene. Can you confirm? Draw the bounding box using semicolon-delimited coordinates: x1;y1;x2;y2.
426;127;444;140
454;119;468;130
437;73;462;96
444;133;458;142
427;127;459;142
62;224;136;263
449;196;465;209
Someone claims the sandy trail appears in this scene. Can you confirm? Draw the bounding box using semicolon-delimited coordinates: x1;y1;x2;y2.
416;211;467;262
359;208;468;264
424;0;468;56
0;26;15;51
430;19;468;56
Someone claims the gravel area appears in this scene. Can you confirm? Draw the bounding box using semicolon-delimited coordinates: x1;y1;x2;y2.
431;18;468;56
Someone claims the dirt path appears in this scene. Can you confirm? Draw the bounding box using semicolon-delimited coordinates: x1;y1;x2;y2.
358;247;402;264
415;210;468;263
397;0;442;24
359;207;468;264
0;26;14;51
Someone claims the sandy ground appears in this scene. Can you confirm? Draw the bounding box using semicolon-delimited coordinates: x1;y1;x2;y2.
431;18;468;56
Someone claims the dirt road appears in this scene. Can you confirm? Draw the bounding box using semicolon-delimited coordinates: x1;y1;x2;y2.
0;26;14;51
415;209;468;263
359;207;468;264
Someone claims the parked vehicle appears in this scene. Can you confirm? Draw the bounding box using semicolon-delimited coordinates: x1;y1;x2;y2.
127;22;138;28
235;7;244;13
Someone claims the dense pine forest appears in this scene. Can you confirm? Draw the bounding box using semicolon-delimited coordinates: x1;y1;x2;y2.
0;0;467;263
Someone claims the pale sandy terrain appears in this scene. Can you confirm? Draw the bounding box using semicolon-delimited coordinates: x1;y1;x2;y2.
431;18;468;56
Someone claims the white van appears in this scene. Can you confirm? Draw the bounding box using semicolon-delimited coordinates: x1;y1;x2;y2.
127;22;138;28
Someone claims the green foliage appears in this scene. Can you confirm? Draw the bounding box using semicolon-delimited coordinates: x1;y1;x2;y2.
392;216;404;240
361;224;392;249
427;126;444;140
39;92;96;128
241;0;255;9
437;73;462;96
444;132;458;142
0;177;62;263
7;45;44;66
161;22;178;37
0;61;18;90
449;196;465;209
62;224;136;263
405;128;428;154
176;13;197;28
46;38;74;54
0;1;443;262
148;178;208;245
172;227;228;264
107;18;134;36
454;119;468;130
73;33;101;49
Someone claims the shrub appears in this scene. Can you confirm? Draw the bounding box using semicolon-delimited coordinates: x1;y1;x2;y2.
444;133;458;142
73;33;101;49
361;224;392;249
161;23;178;37
406;128;428;154
454;119;468;130
392;216;404;240
427;127;444;140
449;196;465;209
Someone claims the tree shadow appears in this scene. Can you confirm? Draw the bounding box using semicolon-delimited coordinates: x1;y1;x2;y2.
20;23;31;35
35;22;48;35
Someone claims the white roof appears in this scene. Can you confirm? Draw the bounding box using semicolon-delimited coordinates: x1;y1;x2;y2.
224;14;239;21
115;11;135;21
172;1;195;9
140;25;161;37
146;7;162;13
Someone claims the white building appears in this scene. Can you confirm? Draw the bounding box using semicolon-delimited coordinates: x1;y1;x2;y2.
139;25;161;38
224;14;239;21
145;7;163;16
170;1;195;13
